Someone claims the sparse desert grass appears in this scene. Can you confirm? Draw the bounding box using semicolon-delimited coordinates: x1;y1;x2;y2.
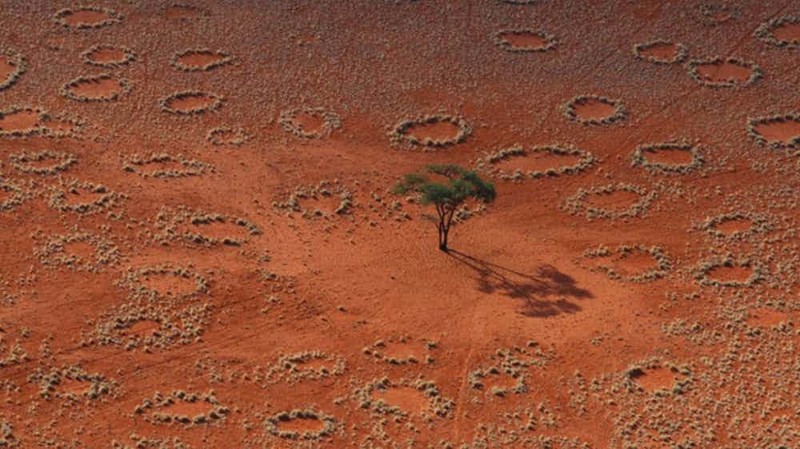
122;153;212;178
134;390;229;426
632;39;687;64
0;419;17;447
475;144;595;181
207;126;250;146
755;16;800;48
0;179;31;212
159;90;223;116
562;94;626;125
33;229;120;272
279;107;341;139
9;150;76;175
389;114;471;149
61;73;132;102
631;142;704;174
491;29;557;52
686;57;761;88
81;44;136;68
562;183;656;219
580;244;672;283
170;48;233;72
53;6;123;30
0;50;26;91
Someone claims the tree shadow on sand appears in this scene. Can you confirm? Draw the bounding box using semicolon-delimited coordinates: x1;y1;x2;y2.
447;249;593;318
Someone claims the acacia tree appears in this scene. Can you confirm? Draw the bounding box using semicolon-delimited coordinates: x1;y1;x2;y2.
393;164;496;252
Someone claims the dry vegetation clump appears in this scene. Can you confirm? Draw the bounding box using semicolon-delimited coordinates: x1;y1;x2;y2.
47;179;123;214
85;300;210;351
264;408;337;440
693;256;766;287
122;153;212;178
631;142;704;174
207;126;250;146
0;179;31;212
696;212;771;240
53;6;123;29
33;229;120;272
279;107;341;139
562;183;656;219
754;16;800;48
27;365;117;400
273;180;353;218
267;351;346;382
686;57;762;88
9;150;76;175
61;73;133;102
491;29;557;53
354;376;455;418
0;420;17;448
0;334;28;368
170;48;233;72
389;114;472;149
159;90;224;116
747;113;800;149
153;206;261;247
362;336;437;365
113;435;193;449
134;390;229;426
562;95;626;125
0;50;26;91
81;44;136;68
632;39;688;64
118;264;209;301
580;244;671;283
475;144;596;181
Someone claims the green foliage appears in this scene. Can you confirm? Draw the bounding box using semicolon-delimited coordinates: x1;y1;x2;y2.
394;164;496;251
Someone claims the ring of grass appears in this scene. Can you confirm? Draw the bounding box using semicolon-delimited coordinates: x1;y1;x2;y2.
81;44;136;68
207;126;250;146
273;180;353;218
696;212;771;240
755;16;800;48
0;50;26;91
693;257;766;288
491;29;557;53
265;408;337;440
389;114;471;149
563;95;627;125
686;57;761;88
747;113;800;149
53;6;123;29
631;142;704;174
581;244;672;283
159;90;223;116
563;183;656;219
268;351;346;382
119;264;209;301
10;150;77;175
476;144;595;181
28;365;117;400
134;390;229;426
632;39;688;64
170;48;233;72
61;73;132;102
122;153;211;179
355;376;454;418
34;230;120;272
153;206;261;247
0;179;30;212
47;180;121;214
279;107;341;139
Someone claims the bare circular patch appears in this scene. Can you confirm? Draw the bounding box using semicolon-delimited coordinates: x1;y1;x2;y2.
47;179;122;214
34;230;119;272
81;45;136;68
153;206;261;247
390;114;471;149
122;153;211;179
0;50;26;91
160;91;223;115
164;4;209;20
134;391;228;426
61;73;132;102
492;29;556;52
563;183;656;219
633;40;687;64
580;244;671;283
356;377;454;418
747;114;800;149
265;409;337;440
10;150;77;176
53;6;122;29
207;126;250;146
694;257;766;287
476;144;595;181
696;212;771;240
279;107;341;139
697;3;738;25
0;107;45;137
170;48;233;72
687;57;761;88
755;16;800;48
631;142;704;174
563;95;626;125
273;180;353;218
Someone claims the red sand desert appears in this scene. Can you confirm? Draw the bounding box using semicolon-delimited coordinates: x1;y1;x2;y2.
2;1;800;448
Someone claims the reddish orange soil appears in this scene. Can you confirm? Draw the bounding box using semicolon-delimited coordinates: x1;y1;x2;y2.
572;98;617;121
772;21;800;42
85;47;128;65
0;56;17;81
495;152;582;173
2;2;800;449
498;31;549;50
638;42;679;61
177;51;226;70
62;10;111;27
694;60;754;83
67;77;125;100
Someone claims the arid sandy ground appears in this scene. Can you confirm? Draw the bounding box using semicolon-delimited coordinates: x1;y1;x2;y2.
2;0;800;448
